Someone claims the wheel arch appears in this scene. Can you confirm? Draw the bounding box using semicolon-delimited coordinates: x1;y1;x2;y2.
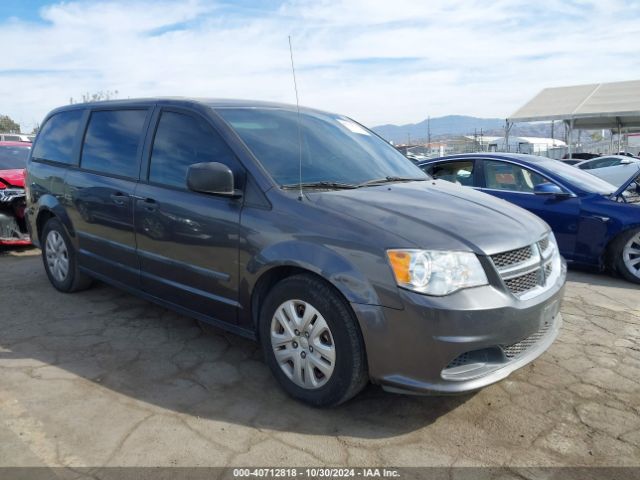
245;241;381;333
602;223;640;269
33;194;75;244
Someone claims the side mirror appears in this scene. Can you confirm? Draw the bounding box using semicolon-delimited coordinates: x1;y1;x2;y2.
187;162;239;197
534;182;569;197
620;158;632;165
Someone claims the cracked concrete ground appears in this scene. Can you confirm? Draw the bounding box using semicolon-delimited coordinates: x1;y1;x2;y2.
0;248;639;468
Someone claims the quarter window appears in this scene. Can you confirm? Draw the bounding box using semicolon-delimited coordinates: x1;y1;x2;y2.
149;111;238;189
483;160;547;193
430;161;475;186
32;109;84;164
81;110;147;178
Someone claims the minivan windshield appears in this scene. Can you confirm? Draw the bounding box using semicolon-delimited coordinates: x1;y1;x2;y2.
216;108;426;187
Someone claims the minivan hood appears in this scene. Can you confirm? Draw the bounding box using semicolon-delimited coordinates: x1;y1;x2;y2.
308;180;549;256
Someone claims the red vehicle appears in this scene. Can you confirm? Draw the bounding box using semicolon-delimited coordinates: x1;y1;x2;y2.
0;141;31;245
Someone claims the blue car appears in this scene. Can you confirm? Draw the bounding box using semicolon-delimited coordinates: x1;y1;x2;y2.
418;153;640;283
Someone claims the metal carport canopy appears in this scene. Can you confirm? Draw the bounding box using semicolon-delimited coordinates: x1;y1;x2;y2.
508;79;640;130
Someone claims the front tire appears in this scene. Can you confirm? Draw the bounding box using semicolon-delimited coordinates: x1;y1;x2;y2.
611;228;640;284
259;274;368;407
41;218;93;292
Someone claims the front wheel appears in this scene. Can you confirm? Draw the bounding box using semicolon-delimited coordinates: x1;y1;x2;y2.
41;217;93;292
611;228;640;284
259;274;368;407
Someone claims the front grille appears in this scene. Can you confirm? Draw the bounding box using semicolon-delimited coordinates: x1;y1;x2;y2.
502;321;552;358
504;270;540;295
491;235;556;298
444;320;554;372
491;246;533;268
446;352;471;369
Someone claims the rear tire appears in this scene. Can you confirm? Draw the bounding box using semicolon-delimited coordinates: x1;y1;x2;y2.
259;274;368;407
41;218;93;292
610;227;640;284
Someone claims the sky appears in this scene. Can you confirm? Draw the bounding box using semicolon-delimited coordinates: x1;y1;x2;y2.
1;0;639;132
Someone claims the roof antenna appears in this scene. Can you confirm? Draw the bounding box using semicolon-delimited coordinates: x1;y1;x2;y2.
288;35;304;201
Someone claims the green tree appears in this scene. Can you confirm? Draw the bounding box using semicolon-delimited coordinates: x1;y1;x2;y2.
0;115;20;133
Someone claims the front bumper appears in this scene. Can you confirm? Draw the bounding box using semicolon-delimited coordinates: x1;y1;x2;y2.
352;259;566;395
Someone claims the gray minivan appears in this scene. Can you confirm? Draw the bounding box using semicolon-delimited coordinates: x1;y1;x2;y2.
25;98;566;406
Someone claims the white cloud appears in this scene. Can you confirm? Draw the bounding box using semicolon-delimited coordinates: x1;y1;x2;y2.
1;0;639;132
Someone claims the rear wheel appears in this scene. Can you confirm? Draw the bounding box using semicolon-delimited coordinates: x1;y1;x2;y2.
41;218;93;292
611;228;640;284
259;274;368;407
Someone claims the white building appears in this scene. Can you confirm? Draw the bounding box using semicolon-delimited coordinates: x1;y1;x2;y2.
464;135;567;158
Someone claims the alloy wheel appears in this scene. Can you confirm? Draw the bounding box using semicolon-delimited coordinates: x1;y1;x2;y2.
623;232;640;280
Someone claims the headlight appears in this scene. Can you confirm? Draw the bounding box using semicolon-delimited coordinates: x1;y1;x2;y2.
546;232;562;276
386;249;488;296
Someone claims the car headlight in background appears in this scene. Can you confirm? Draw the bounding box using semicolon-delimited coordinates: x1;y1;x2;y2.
386;249;488;296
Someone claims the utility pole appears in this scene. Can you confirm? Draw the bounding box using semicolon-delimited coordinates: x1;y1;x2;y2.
427;116;431;147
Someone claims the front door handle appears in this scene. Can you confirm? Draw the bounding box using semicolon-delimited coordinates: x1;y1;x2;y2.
140;197;157;212
110;192;129;206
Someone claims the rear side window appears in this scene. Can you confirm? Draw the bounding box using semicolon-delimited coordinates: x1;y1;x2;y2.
149;111;238;189
32;109;84;164
81;110;147;178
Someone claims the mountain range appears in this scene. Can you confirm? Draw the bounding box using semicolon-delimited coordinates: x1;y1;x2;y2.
372;115;557;144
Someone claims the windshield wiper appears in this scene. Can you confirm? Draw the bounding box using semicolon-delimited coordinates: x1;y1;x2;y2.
357;176;428;187
281;181;358;190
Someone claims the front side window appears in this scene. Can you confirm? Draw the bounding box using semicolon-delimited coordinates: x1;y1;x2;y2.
483;160;547;193
216;108;425;186
81;110;147;178
430;161;475;186
149;111;238;189
32;109;84;164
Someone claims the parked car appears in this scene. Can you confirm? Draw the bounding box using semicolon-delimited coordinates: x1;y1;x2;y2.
0;141;31;245
0;133;32;143
26;99;566;406
562;152;599;161
560;159;582;166
405;151;429;163
575;155;640;186
419;153;640;283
